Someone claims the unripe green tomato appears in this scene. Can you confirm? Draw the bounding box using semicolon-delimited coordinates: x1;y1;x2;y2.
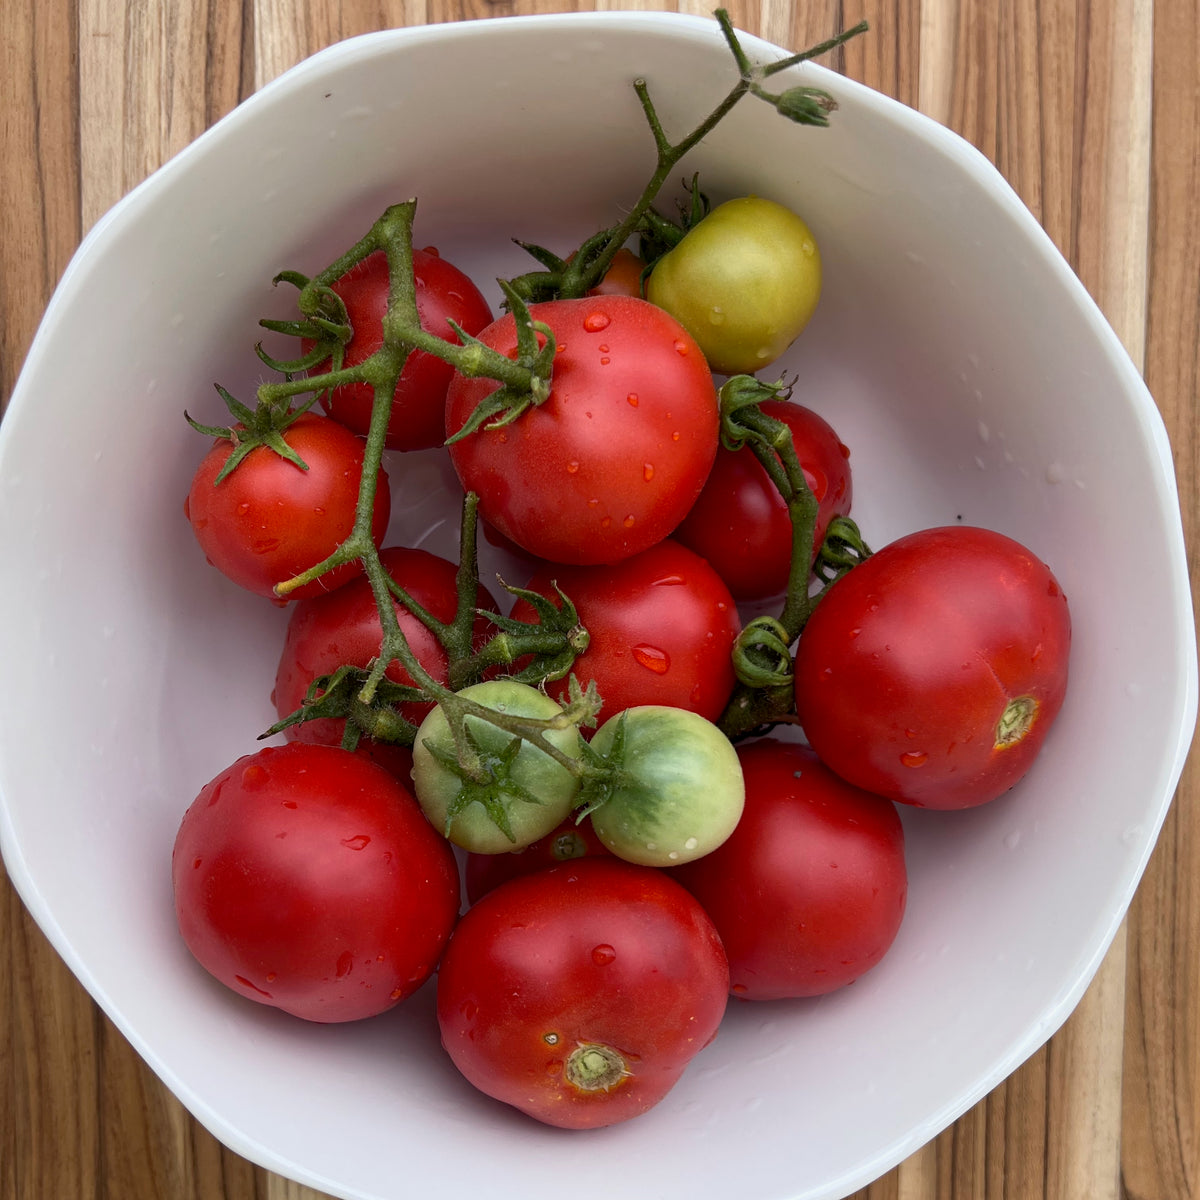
588;705;744;867
646;196;822;376
412;680;583;854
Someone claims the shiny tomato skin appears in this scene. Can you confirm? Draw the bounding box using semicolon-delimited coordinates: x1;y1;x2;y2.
306;248;493;452
445;295;719;565
794;526;1072;810
172;743;461;1023
185;412;389;602
436;858;728;1128
674;739;906;1000
272;546;497;749
463;814;612;905
507;539;740;722
674;400;853;600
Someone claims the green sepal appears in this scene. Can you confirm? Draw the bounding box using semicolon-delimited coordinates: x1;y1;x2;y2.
572;710;628;821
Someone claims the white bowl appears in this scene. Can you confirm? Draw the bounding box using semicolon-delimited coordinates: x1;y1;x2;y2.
1;12;1194;1200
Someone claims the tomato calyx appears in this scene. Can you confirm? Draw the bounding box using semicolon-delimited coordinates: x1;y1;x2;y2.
184;384;319;483
563;1043;630;1093
472;581;591;685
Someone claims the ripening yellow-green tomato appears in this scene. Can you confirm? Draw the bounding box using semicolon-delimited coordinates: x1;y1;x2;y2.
646;195;822;376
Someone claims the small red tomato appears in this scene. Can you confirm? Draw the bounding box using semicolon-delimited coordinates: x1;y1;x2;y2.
172;743;460;1023
272;545;497;748
446;295;718;566
675;739;907;1000
305;248;493;452
793;525;1072;809
674;399;852;600
185;412;389;602
437;858;728;1129
463;814;612;905
507;539;740;723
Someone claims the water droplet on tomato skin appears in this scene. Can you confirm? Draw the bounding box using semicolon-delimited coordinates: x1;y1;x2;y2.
632;644;670;674
335;951;355;979
622;514;636;528
673;339;690;356
643;463;655;482
566;460;580;474
731;983;749;997
591;944;617;965
241;763;269;790
583;311;610;332
236;501;251;516
626;393;639;407
342;834;371;851
900;751;928;768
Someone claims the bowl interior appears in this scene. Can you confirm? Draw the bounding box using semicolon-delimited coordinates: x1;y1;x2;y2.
0;13;1194;1200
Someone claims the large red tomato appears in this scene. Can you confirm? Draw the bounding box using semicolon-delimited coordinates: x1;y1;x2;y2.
185;412;389;602
674;399;853;600
674;739;906;999
436;858;728;1129
793;525;1072;809
172;743;460;1023
445;295;719;565
306;248;493;451
272;545;496;749
507;539;740;722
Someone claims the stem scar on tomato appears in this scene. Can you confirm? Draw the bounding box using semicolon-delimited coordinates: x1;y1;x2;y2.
564;1043;631;1093
995;696;1038;748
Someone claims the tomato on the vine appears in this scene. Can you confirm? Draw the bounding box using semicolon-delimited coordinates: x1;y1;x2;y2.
646;196;822;376
411;679;583;854
507;538;740;722
675;739;907;999
674;399;853;600
445;295;719;566
436;858;728;1129
172;743;460;1023
793;525;1072;809
185;411;389;602
272;545;497;754
305;248;493;452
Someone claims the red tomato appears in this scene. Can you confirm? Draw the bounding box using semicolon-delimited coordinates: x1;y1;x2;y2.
793;525;1072;809
674;739;906;999
185;412;389;602
306;248;493;452
507;539;740;722
463;814;612;905
172;743;460;1023
445;295;719;565
674;399;852;600
436;858;728;1129
584;247;647;297
272;545;497;747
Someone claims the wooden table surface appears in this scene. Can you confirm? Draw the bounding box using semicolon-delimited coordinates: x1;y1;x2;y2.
2;1;1197;1198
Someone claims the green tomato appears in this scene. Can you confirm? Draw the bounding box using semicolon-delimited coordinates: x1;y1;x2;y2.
412;679;583;855
587;705;744;867
646;195;822;376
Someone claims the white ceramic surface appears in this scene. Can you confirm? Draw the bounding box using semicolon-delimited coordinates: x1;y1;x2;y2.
0;12;1195;1200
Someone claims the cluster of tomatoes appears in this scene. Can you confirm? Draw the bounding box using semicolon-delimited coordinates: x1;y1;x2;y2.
174;94;1071;1130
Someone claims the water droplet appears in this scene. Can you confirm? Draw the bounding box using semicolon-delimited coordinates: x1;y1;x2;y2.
643;463;655;482
342;834;371;850
566;460;580;474
684;837;699;851
600;516;612;529
599;356;611;365
241;764;269;790
236;501;251;516
671;430;681;441
591;944;616;965
653;574;685;586
731;983;748;996
281;800;298;809
754;347;771;360
191;857;202;870
708;306;726;325
673;339;689;355
235;975;272;998
900;751;928;768
336;951;354;978
622;514;635;528
544;1032;560;1045
583;311;610;332
632;644;670;674
1003;830;1021;850
626;393;639;407
389;987;404;1001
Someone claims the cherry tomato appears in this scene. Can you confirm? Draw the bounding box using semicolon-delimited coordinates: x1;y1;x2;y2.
463;814;612;905
445;295;719;565
674;399;853;600
436;858;728;1129
646;196;822;375
793;526;1072;809
184;412;389;602
507;539;740;722
305;248;493;452
586;705;744;868
272;545;496;753
587;247;647;297
675;739;907;999
411;679;584;853
172;743;460;1023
